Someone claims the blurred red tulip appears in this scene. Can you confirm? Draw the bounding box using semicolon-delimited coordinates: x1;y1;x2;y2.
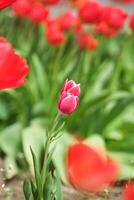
12;0;31;17
112;0;134;3
61;80;80;96
28;2;49;24
0;0;16;10
75;22;84;33
78;31;98;50
58;92;79;115
0;37;29;90
45;16;58;28
69;0;88;8
58;11;79;31
100;6;127;29
79;0;102;24
122;0;134;2
67;143;119;192
95;21;118;38
123;182;134;200
43;0;59;5
130;15;134;30
46;25;64;46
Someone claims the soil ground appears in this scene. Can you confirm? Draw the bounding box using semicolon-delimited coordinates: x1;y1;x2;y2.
0;159;122;200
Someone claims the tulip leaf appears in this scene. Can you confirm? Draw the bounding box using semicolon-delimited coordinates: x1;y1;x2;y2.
54;169;63;200
30;181;38;200
0;123;22;157
23;179;32;200
22;122;46;173
30;147;42;199
52;132;74;184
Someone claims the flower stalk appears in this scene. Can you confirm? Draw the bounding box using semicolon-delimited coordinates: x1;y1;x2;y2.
23;80;80;200
41;113;62;192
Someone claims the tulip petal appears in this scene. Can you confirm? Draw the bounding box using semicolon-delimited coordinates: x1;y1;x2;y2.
59;94;78;114
0;37;29;90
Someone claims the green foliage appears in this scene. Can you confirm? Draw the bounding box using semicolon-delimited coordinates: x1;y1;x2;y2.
23;179;32;200
22;122;46;173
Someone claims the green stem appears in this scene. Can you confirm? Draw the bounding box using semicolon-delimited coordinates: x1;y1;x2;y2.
41;134;50;192
41;113;62;196
52;44;65;84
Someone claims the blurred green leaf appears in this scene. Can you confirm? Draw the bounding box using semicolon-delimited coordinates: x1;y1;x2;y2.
30;147;42;199
22;122;46;173
23;179;32;200
52;132;74;184
0;123;22;157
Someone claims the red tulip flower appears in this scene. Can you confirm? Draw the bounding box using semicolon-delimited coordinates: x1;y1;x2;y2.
0;37;29;90
100;6;127;30
45;15;65;46
67;143;119;192
123;0;134;2
45;16;58;28
130;15;134;30
79;0;102;24
123;182;134;200
46;26;64;46
28;2;49;24
43;0;59;5
95;21;118;38
112;0;134;3
69;0;88;8
58;11;79;31
78;31;98;50
0;0;16;10
12;0;31;17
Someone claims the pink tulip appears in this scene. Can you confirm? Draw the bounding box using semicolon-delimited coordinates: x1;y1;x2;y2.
58;92;79;115
61;80;80;96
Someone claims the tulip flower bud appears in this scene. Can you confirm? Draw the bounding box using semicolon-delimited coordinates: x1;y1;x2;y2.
46;26;65;46
113;0;134;2
44;0;59;5
69;0;88;8
95;22;118;38
79;1;102;24
12;0;31;17
45;16;58;28
78;31;98;50
58;92;79;115
58;11;79;31
61;80;80;96
100;6;127;29
28;2;49;24
0;37;29;90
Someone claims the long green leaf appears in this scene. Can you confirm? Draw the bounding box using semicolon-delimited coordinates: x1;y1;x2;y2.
23;179;32;200
30;147;42;199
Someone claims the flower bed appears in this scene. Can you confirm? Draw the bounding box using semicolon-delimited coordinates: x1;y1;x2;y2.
0;0;134;199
